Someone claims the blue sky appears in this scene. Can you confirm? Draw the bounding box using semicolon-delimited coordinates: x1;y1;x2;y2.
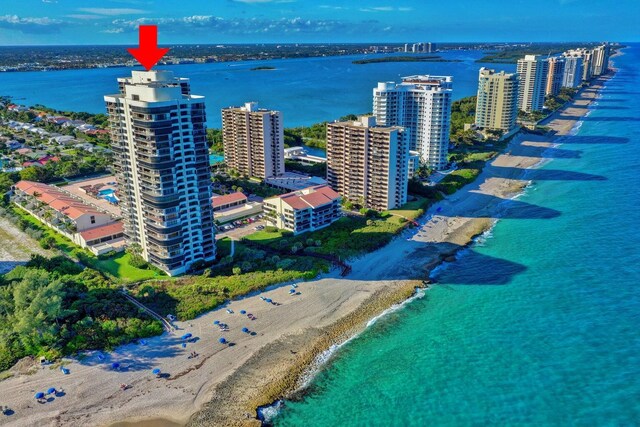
0;0;637;45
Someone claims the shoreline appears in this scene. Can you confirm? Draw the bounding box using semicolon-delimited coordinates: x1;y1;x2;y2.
191;73;614;426
0;73;613;427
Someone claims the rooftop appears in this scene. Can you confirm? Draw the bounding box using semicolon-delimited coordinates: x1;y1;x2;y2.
212;192;248;208
267;184;340;211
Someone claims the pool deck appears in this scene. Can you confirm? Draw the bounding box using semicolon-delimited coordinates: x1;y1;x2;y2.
63;175;122;217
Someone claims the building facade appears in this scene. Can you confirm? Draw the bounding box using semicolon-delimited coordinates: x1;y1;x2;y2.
263;185;341;234
590;44;610;77
104;70;216;276
326;116;409;211
562;54;584;88
517;55;549;113
221;102;284;179
373;75;452;170
475;68;520;132
545;57;566;96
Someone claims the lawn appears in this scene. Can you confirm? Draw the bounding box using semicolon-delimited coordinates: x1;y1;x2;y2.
91;252;161;283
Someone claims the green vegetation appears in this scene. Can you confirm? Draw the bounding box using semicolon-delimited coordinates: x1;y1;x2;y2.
545;87;578;111
0;204;163;283
250;66;276;71
246;198;432;260
450;95;478;146
0;255;163;372
476;43;596;63
206;128;223;153
215;174;282;198
130;240;330;320
353;56;461;64
89;252;161;283
284;160;326;177
437;161;485;195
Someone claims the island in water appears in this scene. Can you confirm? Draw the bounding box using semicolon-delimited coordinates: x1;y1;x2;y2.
250;65;277;71
353;55;463;64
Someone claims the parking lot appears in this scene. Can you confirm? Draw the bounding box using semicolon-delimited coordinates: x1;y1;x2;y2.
215;215;266;240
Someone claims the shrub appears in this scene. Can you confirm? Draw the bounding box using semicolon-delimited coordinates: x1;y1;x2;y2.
232;266;242;275
39;236;56;249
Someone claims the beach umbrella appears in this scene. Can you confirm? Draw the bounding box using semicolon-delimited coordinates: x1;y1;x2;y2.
289;289;296;294
240;310;246;315
34;392;45;399
152;368;161;375
265;298;272;303
181;333;192;340
436;207;442;212
242;327;249;333
61;368;70;375
213;320;220;325
111;362;120;369
181;343;187;348
46;387;56;395
219;337;227;344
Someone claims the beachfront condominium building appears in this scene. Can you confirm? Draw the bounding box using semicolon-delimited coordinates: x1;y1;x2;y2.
581;49;593;81
591;44;611;77
475;68;520;132
517;55;549;113
562;53;584;88
373;75;452;170
326;116;409;211
104;70;216;276
263;184;341;234
221;102;284;179
545;57;565;96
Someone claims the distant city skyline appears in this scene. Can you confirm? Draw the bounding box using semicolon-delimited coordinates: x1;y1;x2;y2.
0;0;637;45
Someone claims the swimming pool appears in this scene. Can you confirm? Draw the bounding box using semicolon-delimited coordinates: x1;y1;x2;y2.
103;194;118;204
209;154;224;165
98;188;115;196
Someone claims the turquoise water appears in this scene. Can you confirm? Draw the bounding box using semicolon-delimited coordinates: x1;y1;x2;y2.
0;51;512;128
274;45;640;426
98;189;115;196
209;153;224;165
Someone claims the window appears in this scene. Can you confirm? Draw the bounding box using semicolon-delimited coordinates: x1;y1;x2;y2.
90;215;96;224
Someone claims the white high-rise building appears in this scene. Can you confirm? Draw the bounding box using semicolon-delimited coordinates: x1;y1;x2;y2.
561;53;584;88
104;70;216;276
373;75;453;170
221;102;284;179
517;55;549;112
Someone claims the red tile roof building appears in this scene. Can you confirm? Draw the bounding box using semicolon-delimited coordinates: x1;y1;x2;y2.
12;181;123;253
212;192;248;211
263;185;341;234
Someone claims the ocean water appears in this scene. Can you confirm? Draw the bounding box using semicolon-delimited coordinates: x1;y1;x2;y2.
0;50;511;128
273;45;640;426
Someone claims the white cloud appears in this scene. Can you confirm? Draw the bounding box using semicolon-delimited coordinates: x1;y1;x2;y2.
105;14;389;36
0;14;64;33
360;6;413;12
77;8;145;16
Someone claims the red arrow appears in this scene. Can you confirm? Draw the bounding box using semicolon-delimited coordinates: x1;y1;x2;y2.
127;25;169;71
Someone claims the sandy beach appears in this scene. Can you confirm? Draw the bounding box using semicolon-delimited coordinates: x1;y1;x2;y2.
0;75;610;427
